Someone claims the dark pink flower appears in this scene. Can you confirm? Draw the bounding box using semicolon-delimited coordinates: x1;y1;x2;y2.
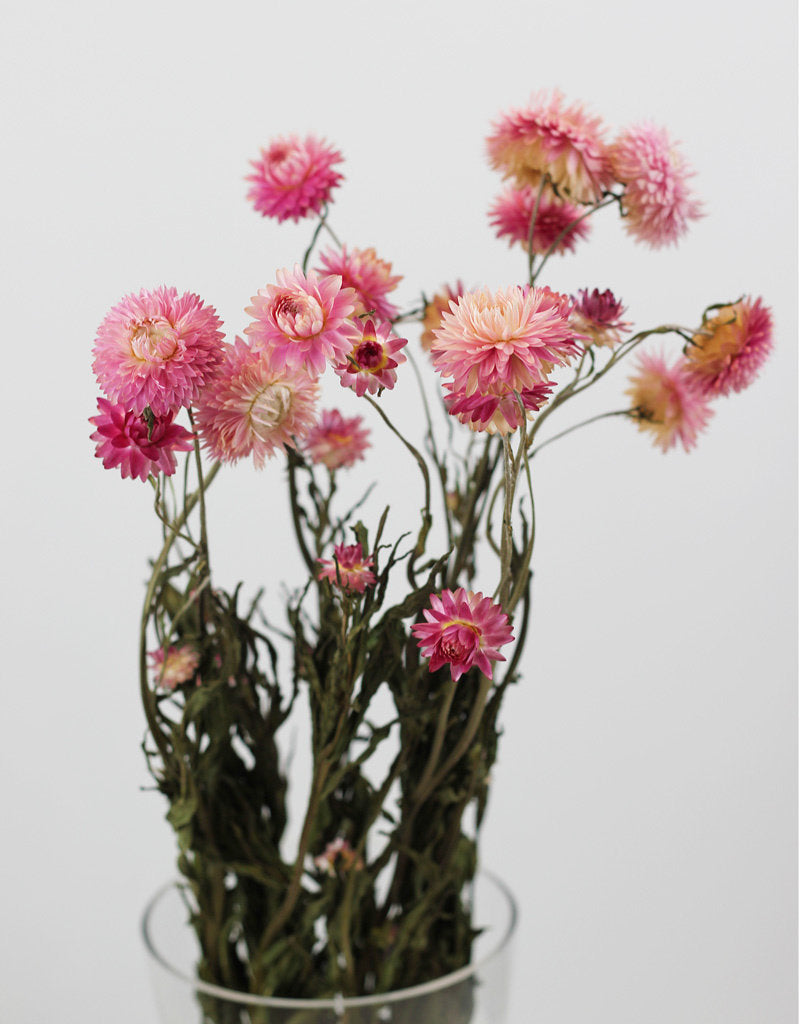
488;184;590;255
334;318;407;396
89;397;194;482
570;288;631;348
317;543;376;593
412;588;514;682
246;135;344;223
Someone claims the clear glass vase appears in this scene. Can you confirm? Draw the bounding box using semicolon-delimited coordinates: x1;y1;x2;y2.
142;870;517;1024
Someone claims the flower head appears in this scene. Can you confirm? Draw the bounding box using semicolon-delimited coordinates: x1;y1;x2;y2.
245;135;344;223
412;589;514;682
245;266;357;376
195;337;319;467
609;122;703;248
626;351;713;452
90;397;194;482
420;282;466;353
314;837;363;877
443;377;554;436
684;296;773;397
570;288;631;349
334;318;407;396
92;287;224;416
316;246;403;321
149;644;200;690
488;184;591;255
317;542;376;593
304;409;370;470
486;90;614;203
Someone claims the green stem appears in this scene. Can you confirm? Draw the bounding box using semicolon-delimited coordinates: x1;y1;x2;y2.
532;409;631;458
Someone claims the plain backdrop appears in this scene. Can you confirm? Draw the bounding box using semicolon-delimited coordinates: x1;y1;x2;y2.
1;1;796;1022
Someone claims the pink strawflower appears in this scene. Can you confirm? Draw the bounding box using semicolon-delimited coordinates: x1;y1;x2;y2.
245;265;358;376
90;397;194;482
486;90;614;203
626;351;713;453
444;377;554;436
149;644;200;690
245;135;344;223
488;184;590;255
334;317;408;396
304;409;370;470
412;588;514;682
314;837;364;876
431;285;582;395
684;296;773;397
609;122;703;248
315;246;403;321
570;288;631;349
92;287;225;417
420;282;466;353
195;337;319;468
317;543;376;593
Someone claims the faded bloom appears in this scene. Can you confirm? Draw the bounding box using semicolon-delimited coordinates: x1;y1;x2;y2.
626;351;713;453
412;588;514;682
245;265;357;376
316;246;403;321
304;409;370;470
89;397;194;482
444;377;554;435
245;135;344;223
195;337;319;467
488;184;591;255
314;837;363;876
92;287;224;417
334;318;408;396
420;282;466;352
149;644;200;690
609;123;703;248
684;296;773;397
486;90;614;203
570;288;631;348
317;542;376;593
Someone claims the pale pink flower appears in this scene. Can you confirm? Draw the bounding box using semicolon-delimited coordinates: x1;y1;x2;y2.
245;265;357;376
245;135;344;223
303;409;370;470
314;837;363;876
420;282;466;353
684;296;773;397
317;542;376;593
444;377;554;435
570;288;631;349
89;397;194;482
92;287;224;417
431;285;581;395
195;337;319;468
315;246;403;321
149;644;200;690
486;90;614;203
412;588;514;682
488;184;590;255
626;351;713;452
609;122;703;248
334;318;408;396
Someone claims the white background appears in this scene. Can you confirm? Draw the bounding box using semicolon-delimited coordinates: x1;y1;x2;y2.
1;1;796;1022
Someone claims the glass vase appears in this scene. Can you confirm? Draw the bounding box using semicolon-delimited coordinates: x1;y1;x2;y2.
142;869;517;1024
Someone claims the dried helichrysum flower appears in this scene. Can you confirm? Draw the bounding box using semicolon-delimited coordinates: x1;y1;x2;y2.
246;135;344;223
412;588;514;682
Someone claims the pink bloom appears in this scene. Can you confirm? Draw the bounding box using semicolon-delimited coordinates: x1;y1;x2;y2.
92;287;225;417
195;337;319;468
245;265;357;376
444;377;554;435
486;90;614;203
609;122;703;248
317;542;376;593
488;184;590;255
420;282;466;353
431;285;582;395
684;296;773;397
570;288;631;349
334;317;408;396
314;837;363;876
149;644;200;690
315;246;403;321
625;351;713;452
89;397;194;482
245;135;344;223
304;409;370;470
412;588;514;682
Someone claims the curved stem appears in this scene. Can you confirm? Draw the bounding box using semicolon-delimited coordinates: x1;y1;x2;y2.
532;409;631;458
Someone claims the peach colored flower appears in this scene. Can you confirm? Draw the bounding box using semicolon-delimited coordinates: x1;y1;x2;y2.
570;288;631;349
420;282;466;353
314;837;363;876
412;588;514;682
443;377;554;436
626;351;713;452
317;542;376;593
89;397;194;482
684;296;773;396
304;409;370;470
315;246;402;321
488;184;590;255
245;135;344;223
334;318;407;396
149;644;200;690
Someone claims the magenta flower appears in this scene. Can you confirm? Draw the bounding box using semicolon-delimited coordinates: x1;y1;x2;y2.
304;409;370;470
315;246;403;321
245;265;357;377
89;397;194;482
570;288;631;349
625;351;714;452
92;287;225;417
488;184;591;255
149;644;200;690
685;296;773;397
444;377;554;435
245;135;344;223
412;589;514;682
334;318;408;396
195;337;319;468
317;543;376;593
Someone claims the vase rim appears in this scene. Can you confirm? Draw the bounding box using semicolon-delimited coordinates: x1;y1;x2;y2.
141;867;518;1010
